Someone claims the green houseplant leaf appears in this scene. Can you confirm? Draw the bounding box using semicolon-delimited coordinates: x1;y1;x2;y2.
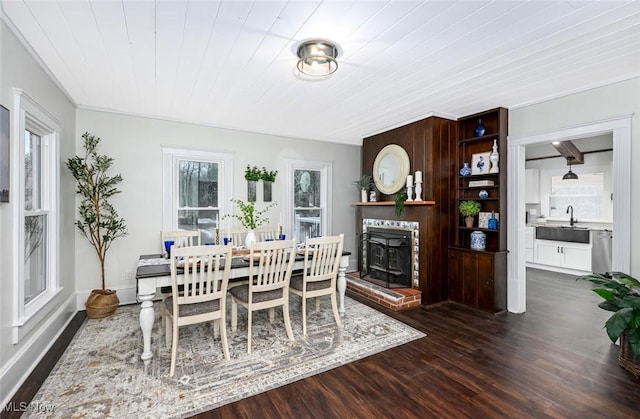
224;199;277;230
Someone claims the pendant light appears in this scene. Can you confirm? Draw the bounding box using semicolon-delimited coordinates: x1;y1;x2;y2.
563;156;579;180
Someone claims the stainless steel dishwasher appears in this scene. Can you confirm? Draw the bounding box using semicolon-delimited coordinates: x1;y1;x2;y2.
591;230;613;273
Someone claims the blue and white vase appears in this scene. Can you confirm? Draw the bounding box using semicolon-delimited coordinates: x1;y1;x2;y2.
478;189;489;199
459;162;472;177
475;118;486;137
470;231;486;250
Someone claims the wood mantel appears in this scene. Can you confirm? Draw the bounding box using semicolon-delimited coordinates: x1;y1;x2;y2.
352;201;435;206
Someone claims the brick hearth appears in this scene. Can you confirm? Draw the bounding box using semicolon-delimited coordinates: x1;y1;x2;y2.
346;274;421;311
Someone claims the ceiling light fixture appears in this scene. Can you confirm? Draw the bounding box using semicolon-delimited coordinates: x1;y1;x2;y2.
296;39;339;77
563;156;579;180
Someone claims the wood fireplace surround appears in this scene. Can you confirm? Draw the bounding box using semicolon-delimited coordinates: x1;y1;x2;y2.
356;116;456;306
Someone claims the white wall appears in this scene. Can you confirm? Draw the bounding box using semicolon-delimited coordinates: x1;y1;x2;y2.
75;109;362;305
0;21;77;403
511;77;639;276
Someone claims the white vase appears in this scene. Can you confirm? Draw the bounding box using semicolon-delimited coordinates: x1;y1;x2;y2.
361;189;368;202
245;229;257;249
489;139;499;173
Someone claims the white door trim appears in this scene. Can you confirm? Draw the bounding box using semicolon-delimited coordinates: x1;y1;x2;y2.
507;115;632;313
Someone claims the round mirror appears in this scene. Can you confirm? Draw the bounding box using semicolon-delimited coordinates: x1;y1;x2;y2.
373;144;410;195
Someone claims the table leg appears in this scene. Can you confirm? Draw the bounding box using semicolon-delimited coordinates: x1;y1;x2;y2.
337;255;348;316
139;293;155;371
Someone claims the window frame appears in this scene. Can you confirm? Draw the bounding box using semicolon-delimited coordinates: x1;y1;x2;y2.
283;158;332;242
12;88;61;343
162;147;233;235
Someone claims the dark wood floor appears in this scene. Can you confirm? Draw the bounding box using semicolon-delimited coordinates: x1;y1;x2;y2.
5;268;639;418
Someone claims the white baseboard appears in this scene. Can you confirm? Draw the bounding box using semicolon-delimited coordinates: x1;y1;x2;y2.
0;293;76;408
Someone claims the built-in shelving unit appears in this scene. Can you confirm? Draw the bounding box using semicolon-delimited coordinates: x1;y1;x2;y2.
449;108;508;313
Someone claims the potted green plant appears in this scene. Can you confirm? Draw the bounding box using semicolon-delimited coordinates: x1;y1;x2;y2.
66;132;127;319
459;200;481;228
224;198;277;248
394;191;408;217
577;271;640;376
353;174;374;202
260;167;278;202
245;165;261;202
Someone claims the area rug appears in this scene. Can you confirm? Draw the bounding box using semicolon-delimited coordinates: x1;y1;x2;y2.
26;295;425;418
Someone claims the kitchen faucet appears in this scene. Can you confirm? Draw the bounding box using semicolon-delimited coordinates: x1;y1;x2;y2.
566;205;577;226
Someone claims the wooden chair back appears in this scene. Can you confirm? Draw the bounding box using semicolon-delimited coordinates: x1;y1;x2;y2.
215;227;247;246
161;229;200;252
248;239;296;296
303;234;344;286
254;225;281;242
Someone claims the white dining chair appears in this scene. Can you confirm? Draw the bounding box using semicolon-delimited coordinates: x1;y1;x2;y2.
161;229;200;254
215;227;247;247
165;244;232;376
230;239;296;353
289;234;344;335
254;225;280;242
160;229;201;328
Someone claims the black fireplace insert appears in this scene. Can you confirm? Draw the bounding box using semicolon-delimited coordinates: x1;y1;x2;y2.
359;228;412;288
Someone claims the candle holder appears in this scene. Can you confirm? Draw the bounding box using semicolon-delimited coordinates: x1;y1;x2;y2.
406;185;414;201
414;180;422;201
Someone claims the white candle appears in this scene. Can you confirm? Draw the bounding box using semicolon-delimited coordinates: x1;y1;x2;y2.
406;174;413;187
278;212;283;228
415;170;422;183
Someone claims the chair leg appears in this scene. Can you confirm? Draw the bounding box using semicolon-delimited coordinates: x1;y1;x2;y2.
213;319;219;339
268;307;275;323
169;320;179;377
330;291;342;328
283;298;294;341
247;310;252;354
315;296;321;312
231;299;238;332
165;312;172;347
219;317;230;360
302;295;307;336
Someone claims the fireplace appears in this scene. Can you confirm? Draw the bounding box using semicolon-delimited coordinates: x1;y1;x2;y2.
359;225;416;289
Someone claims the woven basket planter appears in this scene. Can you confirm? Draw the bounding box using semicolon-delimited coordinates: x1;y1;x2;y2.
619;330;640;378
85;289;119;319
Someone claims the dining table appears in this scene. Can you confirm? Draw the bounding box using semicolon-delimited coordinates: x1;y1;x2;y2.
135;249;350;369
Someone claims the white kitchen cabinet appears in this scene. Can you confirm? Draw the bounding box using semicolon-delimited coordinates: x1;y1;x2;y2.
525;169;540;204
534;239;591;271
525;226;535;262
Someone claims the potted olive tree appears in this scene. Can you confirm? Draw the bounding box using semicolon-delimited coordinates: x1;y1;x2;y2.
577;271;640;377
459;200;481;228
66;132;127;319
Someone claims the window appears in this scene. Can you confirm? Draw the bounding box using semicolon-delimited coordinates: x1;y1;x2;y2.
13;88;60;340
549;172;610;221
284;159;332;243
163;148;233;244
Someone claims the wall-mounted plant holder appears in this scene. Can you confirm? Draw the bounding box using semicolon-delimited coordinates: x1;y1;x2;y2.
247;180;257;202
263;181;273;202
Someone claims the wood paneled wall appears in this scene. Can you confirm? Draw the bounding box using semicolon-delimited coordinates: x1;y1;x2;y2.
359;116;456;305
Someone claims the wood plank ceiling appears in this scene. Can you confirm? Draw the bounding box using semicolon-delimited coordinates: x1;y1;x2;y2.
2;0;639;145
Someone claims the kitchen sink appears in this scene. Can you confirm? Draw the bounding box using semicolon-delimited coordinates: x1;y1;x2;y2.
535;226;590;243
